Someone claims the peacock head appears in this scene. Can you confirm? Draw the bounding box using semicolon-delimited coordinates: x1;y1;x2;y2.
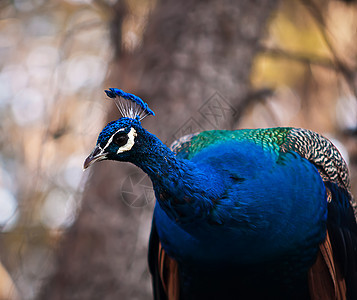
83;88;155;169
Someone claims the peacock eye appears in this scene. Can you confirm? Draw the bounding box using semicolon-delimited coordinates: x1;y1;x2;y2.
112;132;128;147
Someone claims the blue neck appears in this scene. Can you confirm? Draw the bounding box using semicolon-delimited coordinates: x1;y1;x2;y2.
131;130;223;223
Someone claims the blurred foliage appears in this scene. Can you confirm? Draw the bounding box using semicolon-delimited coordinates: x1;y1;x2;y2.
0;0;111;298
0;0;356;299
248;0;357;132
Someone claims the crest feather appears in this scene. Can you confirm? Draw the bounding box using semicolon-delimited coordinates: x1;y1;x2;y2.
105;88;155;120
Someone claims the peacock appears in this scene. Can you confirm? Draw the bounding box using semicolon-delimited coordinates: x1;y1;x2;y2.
84;88;357;300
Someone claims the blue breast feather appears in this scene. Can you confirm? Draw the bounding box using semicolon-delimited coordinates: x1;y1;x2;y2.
154;139;327;268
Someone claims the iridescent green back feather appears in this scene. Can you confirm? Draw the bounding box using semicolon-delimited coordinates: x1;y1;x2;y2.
177;128;290;159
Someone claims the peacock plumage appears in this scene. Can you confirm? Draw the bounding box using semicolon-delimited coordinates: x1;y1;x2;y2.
84;89;357;300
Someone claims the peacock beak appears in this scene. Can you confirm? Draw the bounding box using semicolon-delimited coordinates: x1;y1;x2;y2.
83;145;107;170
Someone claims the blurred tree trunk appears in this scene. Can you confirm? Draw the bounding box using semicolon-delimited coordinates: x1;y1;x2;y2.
39;0;278;299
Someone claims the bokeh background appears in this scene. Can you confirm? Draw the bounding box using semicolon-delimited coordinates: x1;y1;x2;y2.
0;0;356;299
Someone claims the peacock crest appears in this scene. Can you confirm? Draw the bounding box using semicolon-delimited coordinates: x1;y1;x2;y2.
105;88;155;120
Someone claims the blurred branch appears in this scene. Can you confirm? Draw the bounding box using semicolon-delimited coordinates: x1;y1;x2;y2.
108;1;128;58
261;46;335;69
231;88;275;128
92;0;128;57
299;0;357;97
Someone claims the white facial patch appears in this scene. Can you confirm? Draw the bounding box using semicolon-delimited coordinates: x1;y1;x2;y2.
102;127;137;154
117;127;137;153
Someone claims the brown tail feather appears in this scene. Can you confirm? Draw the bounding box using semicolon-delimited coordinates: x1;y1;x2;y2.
308;231;347;300
158;242;180;300
158;231;347;300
